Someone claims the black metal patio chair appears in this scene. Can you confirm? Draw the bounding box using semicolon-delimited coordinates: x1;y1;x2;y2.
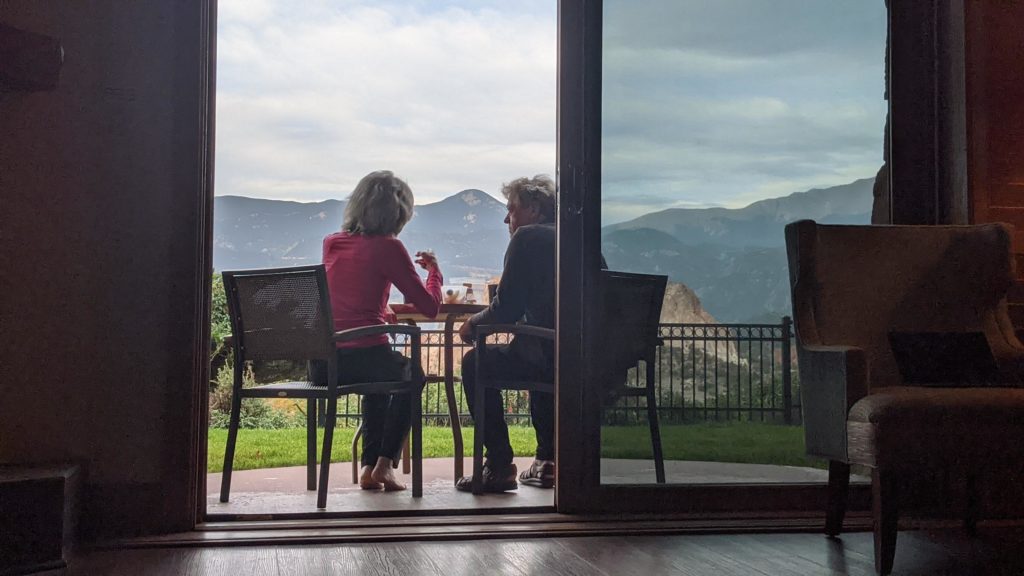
468;269;668;494
598;270;669;484
219;265;423;508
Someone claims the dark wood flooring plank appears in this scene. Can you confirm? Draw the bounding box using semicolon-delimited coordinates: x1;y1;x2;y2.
311;540;499;576
727;533;874;576
551;536;684;576
68;528;1024;576
835;529;1024;576
488;539;602;576
618;535;774;576
70;548;198;576
181;546;278;576
275;546;332;576
750;532;876;576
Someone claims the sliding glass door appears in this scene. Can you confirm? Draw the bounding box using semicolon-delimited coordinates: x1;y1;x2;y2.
556;0;883;514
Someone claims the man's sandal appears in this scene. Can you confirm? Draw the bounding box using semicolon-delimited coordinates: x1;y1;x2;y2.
455;463;518;493
519;459;555;488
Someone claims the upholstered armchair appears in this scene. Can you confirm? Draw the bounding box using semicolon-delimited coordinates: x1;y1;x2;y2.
785;220;1024;575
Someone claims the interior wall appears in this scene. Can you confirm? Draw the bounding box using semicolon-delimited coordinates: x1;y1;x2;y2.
964;0;1024;326
0;1;207;536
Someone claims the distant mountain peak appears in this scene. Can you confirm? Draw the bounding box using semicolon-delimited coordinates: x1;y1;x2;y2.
459;189;486;206
434;188;503;209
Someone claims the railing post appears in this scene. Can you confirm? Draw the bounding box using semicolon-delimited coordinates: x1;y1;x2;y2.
781;316;793;425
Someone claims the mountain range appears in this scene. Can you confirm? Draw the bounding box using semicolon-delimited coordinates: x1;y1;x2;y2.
213;189;508;279
213;178;874;323
602;178;874;322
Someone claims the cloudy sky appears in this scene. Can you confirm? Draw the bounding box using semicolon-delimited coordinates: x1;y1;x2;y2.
215;0;887;224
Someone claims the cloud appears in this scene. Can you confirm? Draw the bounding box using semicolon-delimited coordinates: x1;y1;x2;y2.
600;1;887;222
215;0;887;225
216;1;557;203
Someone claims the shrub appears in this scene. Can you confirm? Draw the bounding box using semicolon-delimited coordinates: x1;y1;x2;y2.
208;360;303;429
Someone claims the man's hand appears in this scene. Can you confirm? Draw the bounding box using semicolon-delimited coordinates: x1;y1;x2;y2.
458;318;476;345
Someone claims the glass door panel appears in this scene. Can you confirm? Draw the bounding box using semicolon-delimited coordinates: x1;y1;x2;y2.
556;0;883;513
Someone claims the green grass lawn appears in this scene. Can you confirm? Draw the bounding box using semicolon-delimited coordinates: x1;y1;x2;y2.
208;422;821;473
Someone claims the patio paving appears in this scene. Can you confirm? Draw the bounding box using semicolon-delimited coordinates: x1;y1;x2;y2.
207;458;856;516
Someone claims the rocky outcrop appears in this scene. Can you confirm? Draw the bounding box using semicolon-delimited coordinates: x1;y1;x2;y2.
660;281;718;324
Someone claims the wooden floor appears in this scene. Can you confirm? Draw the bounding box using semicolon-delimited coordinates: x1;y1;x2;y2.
70;528;1024;575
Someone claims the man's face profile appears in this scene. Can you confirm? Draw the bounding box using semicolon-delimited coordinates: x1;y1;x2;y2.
504;199;541;235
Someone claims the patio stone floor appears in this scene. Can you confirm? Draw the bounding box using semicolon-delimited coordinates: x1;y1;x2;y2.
207;458;864;516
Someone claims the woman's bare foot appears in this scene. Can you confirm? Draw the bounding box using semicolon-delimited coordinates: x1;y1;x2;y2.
370;457;407;491
359;465;382;490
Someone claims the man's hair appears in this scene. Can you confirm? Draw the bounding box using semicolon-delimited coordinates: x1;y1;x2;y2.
502;174;555;222
342;170;415;236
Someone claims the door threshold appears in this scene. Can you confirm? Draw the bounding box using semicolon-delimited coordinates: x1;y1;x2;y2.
98;511;874;549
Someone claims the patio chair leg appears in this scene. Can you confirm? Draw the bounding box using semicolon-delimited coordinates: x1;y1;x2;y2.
645;358;665;484
412;386;423;498
472;384;485;495
306;398;317;491
317;398;338;509
401;433;411;474
825;460;850;536
351;422;363;484
219;393;243;503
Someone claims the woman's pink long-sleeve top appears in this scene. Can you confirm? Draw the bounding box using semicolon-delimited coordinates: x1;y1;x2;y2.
322;232;443;349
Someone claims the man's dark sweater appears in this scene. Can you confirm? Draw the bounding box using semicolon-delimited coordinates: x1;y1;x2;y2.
470;222;555;370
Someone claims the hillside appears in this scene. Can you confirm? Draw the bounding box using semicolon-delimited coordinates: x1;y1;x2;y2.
601;178;874;322
604;178;873;248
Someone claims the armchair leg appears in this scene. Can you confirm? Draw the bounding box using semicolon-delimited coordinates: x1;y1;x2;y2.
645;359;665;484
219;394;243;503
317;398;338;510
825;460;851;536
306;399;317;491
963;473;978;536
872;468;898;575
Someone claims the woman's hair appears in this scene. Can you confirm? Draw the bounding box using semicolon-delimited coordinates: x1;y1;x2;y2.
342;170;415;236
502;174;556;222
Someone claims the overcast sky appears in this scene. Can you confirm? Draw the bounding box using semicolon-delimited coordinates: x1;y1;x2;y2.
215;0;887;224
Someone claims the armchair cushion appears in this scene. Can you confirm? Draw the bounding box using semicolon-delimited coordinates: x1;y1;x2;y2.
847;386;1024;468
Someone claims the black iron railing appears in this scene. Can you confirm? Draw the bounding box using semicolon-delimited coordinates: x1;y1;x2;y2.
335;318;797;427
607;318;797;425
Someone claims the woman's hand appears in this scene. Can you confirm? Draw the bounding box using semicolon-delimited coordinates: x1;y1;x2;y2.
414;250;438;272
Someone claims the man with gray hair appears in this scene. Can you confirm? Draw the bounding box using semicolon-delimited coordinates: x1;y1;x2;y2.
456;174;558;493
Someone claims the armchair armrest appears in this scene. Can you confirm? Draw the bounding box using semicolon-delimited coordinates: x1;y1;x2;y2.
798;344;868;461
474;324;555;340
333;324;421;343
990;306;1024;384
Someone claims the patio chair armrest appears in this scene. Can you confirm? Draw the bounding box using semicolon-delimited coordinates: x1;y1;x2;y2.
799;343;868;461
333;324;422;343
475;324;555;340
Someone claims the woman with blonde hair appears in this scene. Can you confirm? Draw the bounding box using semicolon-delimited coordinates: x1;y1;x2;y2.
319;170;442;491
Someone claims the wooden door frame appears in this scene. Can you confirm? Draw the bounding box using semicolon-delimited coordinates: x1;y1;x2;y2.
191;0;218;527
188;0;953;523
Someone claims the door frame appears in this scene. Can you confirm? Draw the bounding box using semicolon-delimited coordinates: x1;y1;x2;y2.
189;0;946;523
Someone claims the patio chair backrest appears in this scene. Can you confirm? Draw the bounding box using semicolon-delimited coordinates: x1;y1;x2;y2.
222;265;336;362
599;270;668;376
